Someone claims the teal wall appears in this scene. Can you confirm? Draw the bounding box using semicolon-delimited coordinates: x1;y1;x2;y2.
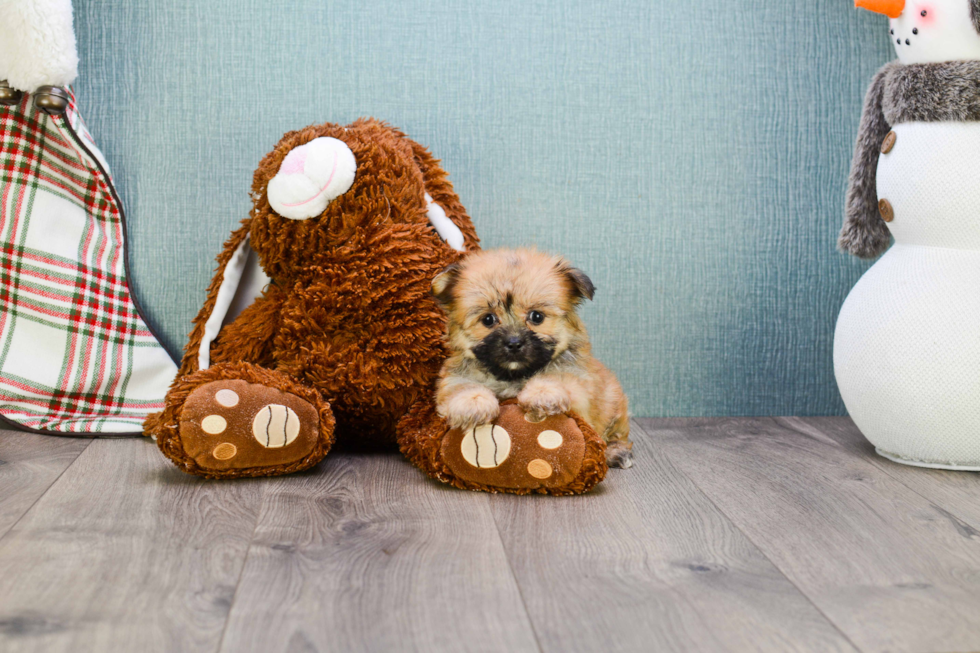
73;1;892;417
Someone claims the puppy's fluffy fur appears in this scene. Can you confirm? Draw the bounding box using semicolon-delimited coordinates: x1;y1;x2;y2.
432;248;633;468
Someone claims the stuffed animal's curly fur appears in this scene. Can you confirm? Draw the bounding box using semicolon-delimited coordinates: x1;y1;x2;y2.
147;119;478;465
147;118;607;494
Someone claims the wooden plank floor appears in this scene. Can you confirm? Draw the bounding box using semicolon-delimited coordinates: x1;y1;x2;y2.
1;418;979;652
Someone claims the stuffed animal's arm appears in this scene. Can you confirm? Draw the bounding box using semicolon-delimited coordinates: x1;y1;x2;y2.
839;64;895;259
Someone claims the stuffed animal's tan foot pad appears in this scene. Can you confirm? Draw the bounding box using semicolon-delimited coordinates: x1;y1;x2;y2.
440;404;590;491
179;380;319;472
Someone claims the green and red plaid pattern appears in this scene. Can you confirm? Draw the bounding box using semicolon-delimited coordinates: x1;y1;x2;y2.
0;89;177;435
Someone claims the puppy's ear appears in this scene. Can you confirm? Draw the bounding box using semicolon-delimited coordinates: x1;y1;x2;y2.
562;265;595;303
431;264;461;306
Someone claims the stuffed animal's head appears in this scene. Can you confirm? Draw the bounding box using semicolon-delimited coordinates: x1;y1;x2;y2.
189;119;477;372
856;0;980;64
246;118;468;280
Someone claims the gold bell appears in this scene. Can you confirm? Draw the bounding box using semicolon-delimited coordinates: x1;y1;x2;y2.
0;80;24;107
32;86;69;115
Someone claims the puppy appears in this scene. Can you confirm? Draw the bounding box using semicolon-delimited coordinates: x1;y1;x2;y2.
432;248;633;468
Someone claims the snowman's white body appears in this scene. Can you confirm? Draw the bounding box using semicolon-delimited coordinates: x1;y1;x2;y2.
836;0;980;468
835;121;980;468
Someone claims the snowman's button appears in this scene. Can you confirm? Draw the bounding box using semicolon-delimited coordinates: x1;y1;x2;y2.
878;199;895;223
881;131;897;154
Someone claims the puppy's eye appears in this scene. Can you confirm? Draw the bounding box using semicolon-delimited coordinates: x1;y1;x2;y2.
528;311;545;325
481;314;497;328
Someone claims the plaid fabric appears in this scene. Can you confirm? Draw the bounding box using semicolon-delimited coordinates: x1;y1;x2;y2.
0;89;177;434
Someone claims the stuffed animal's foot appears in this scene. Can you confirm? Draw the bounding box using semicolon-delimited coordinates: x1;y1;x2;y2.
398;400;607;496
151;362;335;479
180;380;322;472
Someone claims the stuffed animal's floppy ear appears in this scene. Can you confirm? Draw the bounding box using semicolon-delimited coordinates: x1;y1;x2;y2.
405;137;480;253
178;225;272;376
424;193;465;252
196;234;271;370
561;264;595;303
972;0;980;32
431;264;461;306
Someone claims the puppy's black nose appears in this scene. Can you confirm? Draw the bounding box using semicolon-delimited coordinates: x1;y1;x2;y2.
505;335;523;351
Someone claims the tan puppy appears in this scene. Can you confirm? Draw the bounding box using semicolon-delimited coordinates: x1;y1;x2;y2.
431;248;633;468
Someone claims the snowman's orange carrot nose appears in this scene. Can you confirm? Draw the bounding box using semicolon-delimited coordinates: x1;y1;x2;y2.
855;0;905;18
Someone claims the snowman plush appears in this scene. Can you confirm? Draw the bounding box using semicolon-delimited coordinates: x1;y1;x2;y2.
836;0;980;468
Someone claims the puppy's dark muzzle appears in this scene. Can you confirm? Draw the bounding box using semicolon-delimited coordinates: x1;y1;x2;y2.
473;328;555;382
504;335;525;353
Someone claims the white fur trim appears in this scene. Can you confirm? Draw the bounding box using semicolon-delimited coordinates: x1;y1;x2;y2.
198;235;271;370
267;137;356;220
0;0;78;91
425;193;465;251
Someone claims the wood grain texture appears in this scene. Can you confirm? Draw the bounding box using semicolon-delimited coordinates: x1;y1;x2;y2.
218;451;540;653
794;417;980;534
0;438;262;653
488;420;857;653
6;419;980;652
642;417;980;653
0;430;90;540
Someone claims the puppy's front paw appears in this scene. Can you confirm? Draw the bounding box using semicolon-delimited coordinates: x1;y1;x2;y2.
606;441;634;469
518;380;571;422
439;386;500;430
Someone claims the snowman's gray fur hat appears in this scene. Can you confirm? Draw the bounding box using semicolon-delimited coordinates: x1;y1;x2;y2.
840;11;980;259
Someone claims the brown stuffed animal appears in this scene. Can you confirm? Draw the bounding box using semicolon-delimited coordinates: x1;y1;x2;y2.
147;118;607;495
399;400;607;495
